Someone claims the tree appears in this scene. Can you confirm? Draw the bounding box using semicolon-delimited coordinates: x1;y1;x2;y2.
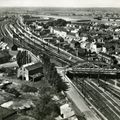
5;68;15;76
33;94;60;120
54;74;69;93
55;19;67;26
43;114;55;120
46;19;67;27
21;84;38;93
5;88;21;98
49;63;57;85
42;54;51;81
39;86;55;95
42;55;68;92
16;50;31;67
1;37;4;42
16;51;22;67
11;44;18;51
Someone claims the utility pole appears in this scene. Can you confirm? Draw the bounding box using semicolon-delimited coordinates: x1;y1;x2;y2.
97;65;101;87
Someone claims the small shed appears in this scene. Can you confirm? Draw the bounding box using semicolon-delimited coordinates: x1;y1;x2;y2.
60;103;77;119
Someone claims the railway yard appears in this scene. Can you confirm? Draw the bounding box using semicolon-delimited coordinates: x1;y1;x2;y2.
1;8;120;120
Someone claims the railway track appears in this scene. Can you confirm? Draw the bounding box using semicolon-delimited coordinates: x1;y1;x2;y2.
73;78;120;120
4;18;120;120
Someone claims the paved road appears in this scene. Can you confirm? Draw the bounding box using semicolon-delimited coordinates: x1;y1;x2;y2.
57;67;100;120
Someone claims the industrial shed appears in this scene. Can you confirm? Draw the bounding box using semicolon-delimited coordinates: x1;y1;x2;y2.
17;62;43;81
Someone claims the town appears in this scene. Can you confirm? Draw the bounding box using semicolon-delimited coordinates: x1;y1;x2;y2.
0;7;120;120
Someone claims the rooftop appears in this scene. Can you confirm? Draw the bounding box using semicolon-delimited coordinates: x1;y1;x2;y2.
60;103;76;119
54;27;68;33
25;62;42;71
22;62;34;68
1;100;35;110
0;106;16;119
30;72;43;78
67;32;76;37
99;52;113;58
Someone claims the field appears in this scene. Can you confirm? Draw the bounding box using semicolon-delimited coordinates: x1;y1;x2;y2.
1;7;120;19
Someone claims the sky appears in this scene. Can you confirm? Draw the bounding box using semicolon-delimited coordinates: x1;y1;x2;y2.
0;0;120;7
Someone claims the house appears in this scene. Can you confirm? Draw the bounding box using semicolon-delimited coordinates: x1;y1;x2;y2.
102;47;107;53
113;34;119;40
50;27;67;38
17;62;43;81
1;100;35;111
70;40;76;49
105;40;120;54
98;52;113;64
80;41;89;49
66;23;76;28
36;25;43;30
60;103;78;120
112;54;120;64
80;36;88;42
66;32;79;42
0;104;36;120
0;42;8;50
90;42;106;53
84;42;91;51
90;42;97;53
56;103;78;120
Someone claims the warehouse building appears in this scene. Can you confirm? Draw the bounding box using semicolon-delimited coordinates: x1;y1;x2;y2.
17;62;43;81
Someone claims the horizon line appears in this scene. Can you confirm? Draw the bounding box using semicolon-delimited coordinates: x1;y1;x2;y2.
0;6;120;8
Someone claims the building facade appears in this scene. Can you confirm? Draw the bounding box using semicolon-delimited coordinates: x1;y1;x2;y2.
17;62;43;81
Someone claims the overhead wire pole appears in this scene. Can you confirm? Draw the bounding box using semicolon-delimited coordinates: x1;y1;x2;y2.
11;32;14;47
97;71;100;87
58;42;60;54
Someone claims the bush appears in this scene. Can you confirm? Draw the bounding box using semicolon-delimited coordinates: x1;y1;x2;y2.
0;67;16;76
39;86;55;95
0;67;6;73
33;94;60;120
21;84;38;93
